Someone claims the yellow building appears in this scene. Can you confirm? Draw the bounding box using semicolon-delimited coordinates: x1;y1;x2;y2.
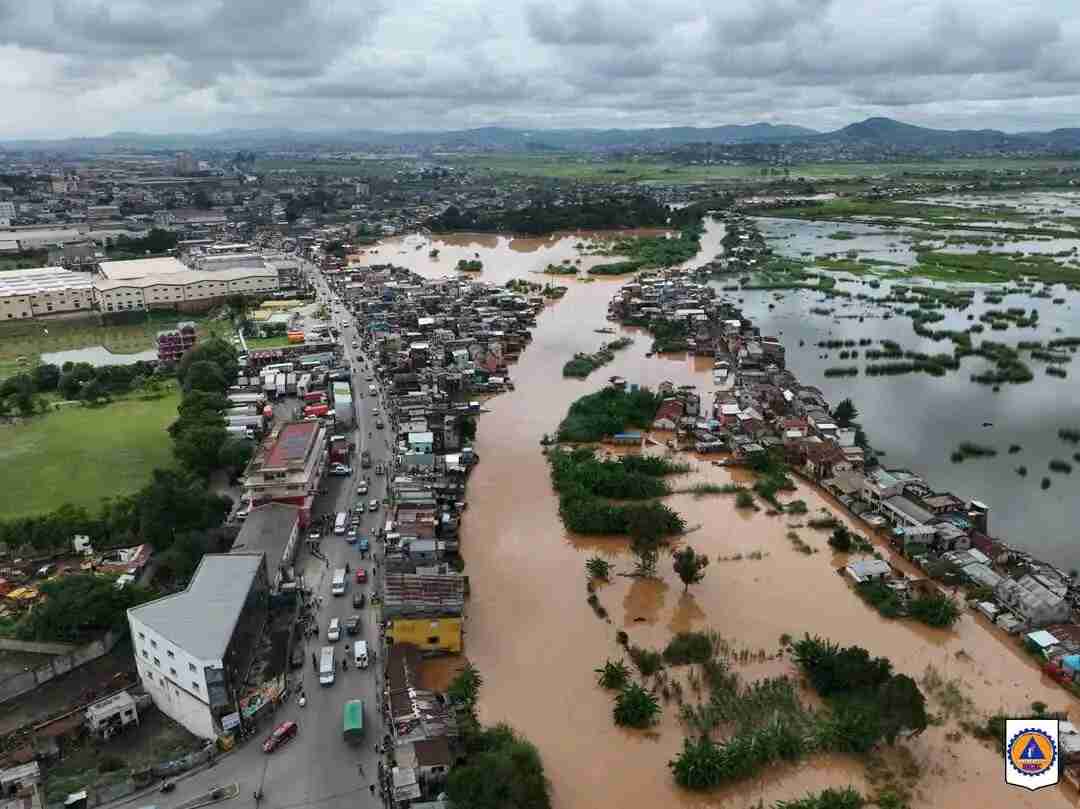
386;617;462;654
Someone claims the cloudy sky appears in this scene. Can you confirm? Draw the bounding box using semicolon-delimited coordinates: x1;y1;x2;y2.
0;0;1078;138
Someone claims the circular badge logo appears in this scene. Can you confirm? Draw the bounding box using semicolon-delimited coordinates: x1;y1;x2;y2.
1008;728;1057;777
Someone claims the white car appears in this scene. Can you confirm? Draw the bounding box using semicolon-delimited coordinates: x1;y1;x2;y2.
368;499;380;512
327;618;341;642
330;464;352;476
356;482;368;495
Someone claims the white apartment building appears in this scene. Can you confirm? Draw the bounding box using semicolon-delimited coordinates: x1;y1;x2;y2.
127;554;268;739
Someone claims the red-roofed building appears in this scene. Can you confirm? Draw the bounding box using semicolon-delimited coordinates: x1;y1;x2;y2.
652;399;685;431
241;421;326;526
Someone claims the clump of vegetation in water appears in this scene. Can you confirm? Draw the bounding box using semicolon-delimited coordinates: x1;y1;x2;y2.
613;682;661;728
950;442;997;463
595;659;631;689
456;259;483;272
663;631;717;665
1049;459;1073;474
628;645;664;677
670;636;928;790
556;386;660;442
1059;428;1080;444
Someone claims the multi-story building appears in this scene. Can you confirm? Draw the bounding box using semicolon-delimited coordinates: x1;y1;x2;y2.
127;553;269;739
241;420;326;525
94;257;279;313
156;321;198;362
0;201;15;226
0;267;94;320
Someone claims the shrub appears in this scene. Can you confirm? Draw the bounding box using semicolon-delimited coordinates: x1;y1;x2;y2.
628;645;663;677
828;526;853;552
595;659;631;690
735;490;756;509
663;632;715;665
613;682;661;728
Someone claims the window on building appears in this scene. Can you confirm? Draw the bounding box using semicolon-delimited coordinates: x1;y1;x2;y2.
153;657;160;666
142;649;148;659
189;662;197;673
170;667;177;676
167;649;175;658
192;681;200;691
427;636;440;645
138;632;145;640
150;639;157;648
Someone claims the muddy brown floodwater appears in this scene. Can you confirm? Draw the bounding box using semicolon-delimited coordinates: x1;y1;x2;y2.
381;232;1077;808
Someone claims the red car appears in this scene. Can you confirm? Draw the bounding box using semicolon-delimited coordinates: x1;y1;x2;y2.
263;720;298;753
355;567;367;583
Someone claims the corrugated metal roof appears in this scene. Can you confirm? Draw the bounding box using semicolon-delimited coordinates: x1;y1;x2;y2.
128;554;262;661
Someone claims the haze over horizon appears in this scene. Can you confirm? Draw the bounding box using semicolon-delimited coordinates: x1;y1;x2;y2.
0;0;1078;140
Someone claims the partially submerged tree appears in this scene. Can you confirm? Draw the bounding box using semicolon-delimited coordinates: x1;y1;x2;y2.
672;546;709;592
832;398;859;428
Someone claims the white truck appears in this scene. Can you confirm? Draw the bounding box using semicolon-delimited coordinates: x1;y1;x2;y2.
331;568;347;596
319;646;335;686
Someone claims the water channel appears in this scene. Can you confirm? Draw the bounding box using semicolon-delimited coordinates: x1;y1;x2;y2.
358;219;1080;808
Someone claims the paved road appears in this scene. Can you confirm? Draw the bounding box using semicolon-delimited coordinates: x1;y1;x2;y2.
141;260;392;809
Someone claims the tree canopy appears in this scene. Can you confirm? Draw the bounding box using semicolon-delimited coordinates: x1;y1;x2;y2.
446;724;551;809
672;546;709;592
18;574;153;643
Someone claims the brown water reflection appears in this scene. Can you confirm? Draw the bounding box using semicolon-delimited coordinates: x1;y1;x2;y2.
383;231;1075;808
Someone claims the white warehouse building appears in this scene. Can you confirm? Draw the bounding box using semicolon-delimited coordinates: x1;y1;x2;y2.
127;554;269;740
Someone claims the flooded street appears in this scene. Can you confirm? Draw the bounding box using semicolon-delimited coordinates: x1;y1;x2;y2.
377;228;1078;807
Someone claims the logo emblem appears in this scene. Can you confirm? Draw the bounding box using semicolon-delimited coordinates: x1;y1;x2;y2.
1005;719;1059;791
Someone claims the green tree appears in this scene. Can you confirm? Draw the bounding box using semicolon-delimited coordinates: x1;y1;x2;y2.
672;546;709;592
613;682;661;728
832;398;859;428
173;424;228;475
448;663;484;711
446;724;550;809
81;378;108;404
828;525;852;552
218;438;254;477
876;673;928;743
18;574;152;642
32;363;60;391
626;503;675;577
155;531;211;585
177;337;238;387
183;360;227;394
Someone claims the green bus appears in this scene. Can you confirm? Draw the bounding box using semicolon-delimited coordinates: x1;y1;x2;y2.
343;700;364;744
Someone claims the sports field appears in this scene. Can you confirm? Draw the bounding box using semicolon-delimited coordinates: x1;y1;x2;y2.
0;388;181;519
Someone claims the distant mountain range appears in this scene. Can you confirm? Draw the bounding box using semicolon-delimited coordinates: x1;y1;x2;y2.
2;117;1080;153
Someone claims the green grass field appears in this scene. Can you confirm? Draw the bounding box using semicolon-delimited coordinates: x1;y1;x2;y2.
446;155;1080;184
0;388;181;519
0;312;226;381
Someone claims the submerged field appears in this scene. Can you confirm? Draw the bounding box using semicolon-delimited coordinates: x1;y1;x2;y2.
0;389;181;518
0;312;223;381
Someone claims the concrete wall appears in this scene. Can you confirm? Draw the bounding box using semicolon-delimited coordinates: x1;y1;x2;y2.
0;630;122;705
0;638;78;655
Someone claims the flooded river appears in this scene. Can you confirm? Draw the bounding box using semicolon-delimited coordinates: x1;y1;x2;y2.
367;226;1080;807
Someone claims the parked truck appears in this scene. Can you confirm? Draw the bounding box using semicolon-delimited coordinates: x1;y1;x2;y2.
319;646;336;686
227;414;263;428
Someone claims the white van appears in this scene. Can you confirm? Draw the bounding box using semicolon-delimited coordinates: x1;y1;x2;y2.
368;384;377;396
319;646;335;686
353;640;369;669
331;568;347;596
